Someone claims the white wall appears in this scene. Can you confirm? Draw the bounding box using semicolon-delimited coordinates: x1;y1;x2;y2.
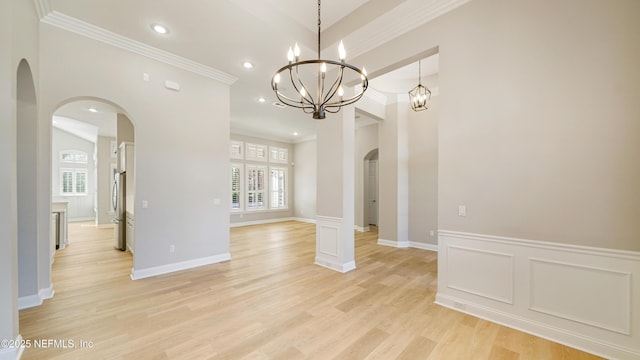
39;24;231;278
0;1;18;354
293;139;317;221
355;0;640;356
358;0;640;252
408;96;438;246
51;128;96;221
1;0;42;358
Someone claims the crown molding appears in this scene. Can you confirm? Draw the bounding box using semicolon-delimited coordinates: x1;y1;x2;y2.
40;11;237;85
341;0;472;60
33;0;52;19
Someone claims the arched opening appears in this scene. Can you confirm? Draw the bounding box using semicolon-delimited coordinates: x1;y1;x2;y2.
363;149;379;228
51;97;135;272
17;59;40;308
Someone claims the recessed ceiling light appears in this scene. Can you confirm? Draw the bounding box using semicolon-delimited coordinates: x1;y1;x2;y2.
243;61;254;69
293;132;299;136
151;24;168;34
88;107;98;113
258;97;267;103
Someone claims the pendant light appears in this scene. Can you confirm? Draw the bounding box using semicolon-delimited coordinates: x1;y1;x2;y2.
408;59;431;111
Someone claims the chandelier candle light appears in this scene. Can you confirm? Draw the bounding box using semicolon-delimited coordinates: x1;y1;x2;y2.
408;59;431;112
271;0;368;119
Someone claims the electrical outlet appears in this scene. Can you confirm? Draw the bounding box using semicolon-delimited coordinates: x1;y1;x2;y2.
169;245;175;253
430;230;435;237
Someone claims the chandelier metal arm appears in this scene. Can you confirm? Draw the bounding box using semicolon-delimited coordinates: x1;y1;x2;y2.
320;66;345;107
273;90;314;110
291;66;316;107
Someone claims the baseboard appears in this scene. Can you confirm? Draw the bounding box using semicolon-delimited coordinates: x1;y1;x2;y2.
377;238;410;248
18;286;55;310
230;217;296;228
293;217;316;224
354;225;370;232
68;217;95;223
437;230;640;360
409;241;438;252
18;293;41;310
40;286;54;301
0;334;24;360
130;253;231;280
314;258;356;273
436;293;638;360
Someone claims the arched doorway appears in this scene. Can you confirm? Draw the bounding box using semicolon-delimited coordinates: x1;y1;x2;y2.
363;149;379;228
17;59;41;308
51;97;135;265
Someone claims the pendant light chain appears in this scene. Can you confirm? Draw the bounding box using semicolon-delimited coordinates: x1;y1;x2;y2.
317;0;321;59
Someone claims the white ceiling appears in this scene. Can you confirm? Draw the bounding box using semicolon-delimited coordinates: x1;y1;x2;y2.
45;0;459;143
53;100;118;142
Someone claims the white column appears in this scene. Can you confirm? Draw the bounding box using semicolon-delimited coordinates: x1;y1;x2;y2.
315;93;356;272
378;95;410;247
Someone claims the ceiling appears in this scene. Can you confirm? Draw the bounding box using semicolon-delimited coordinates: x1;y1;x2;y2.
45;0;462;143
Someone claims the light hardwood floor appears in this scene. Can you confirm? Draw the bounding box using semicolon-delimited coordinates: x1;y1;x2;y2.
19;221;601;360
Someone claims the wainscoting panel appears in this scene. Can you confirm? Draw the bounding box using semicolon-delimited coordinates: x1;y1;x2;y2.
315;216;355;272
447;245;514;304
436;231;640;360
529;258;631;335
318;225;339;256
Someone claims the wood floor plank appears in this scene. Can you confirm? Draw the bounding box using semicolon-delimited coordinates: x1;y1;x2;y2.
18;221;603;359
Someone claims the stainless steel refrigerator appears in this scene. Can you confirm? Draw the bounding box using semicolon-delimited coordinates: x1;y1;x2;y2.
112;170;126;251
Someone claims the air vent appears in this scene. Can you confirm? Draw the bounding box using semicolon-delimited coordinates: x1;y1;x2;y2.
272;102;286;109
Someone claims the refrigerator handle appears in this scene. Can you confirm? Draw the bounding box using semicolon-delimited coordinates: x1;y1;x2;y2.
112;177;118;212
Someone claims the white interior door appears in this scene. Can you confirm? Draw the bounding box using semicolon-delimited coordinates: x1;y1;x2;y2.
368;159;378;226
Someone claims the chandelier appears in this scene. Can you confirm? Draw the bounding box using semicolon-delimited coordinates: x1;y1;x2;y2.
271;0;368;119
408;60;431;111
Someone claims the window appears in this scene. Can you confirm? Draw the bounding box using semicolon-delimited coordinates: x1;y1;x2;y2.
60;150;88;164
246;165;266;210
230;141;244;160
246;143;267;162
269;146;288;164
61;169;88;195
231;164;242;211
270;167;287;209
60;150;89;196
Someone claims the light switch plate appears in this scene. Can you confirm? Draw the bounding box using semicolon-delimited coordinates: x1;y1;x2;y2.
458;205;466;217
